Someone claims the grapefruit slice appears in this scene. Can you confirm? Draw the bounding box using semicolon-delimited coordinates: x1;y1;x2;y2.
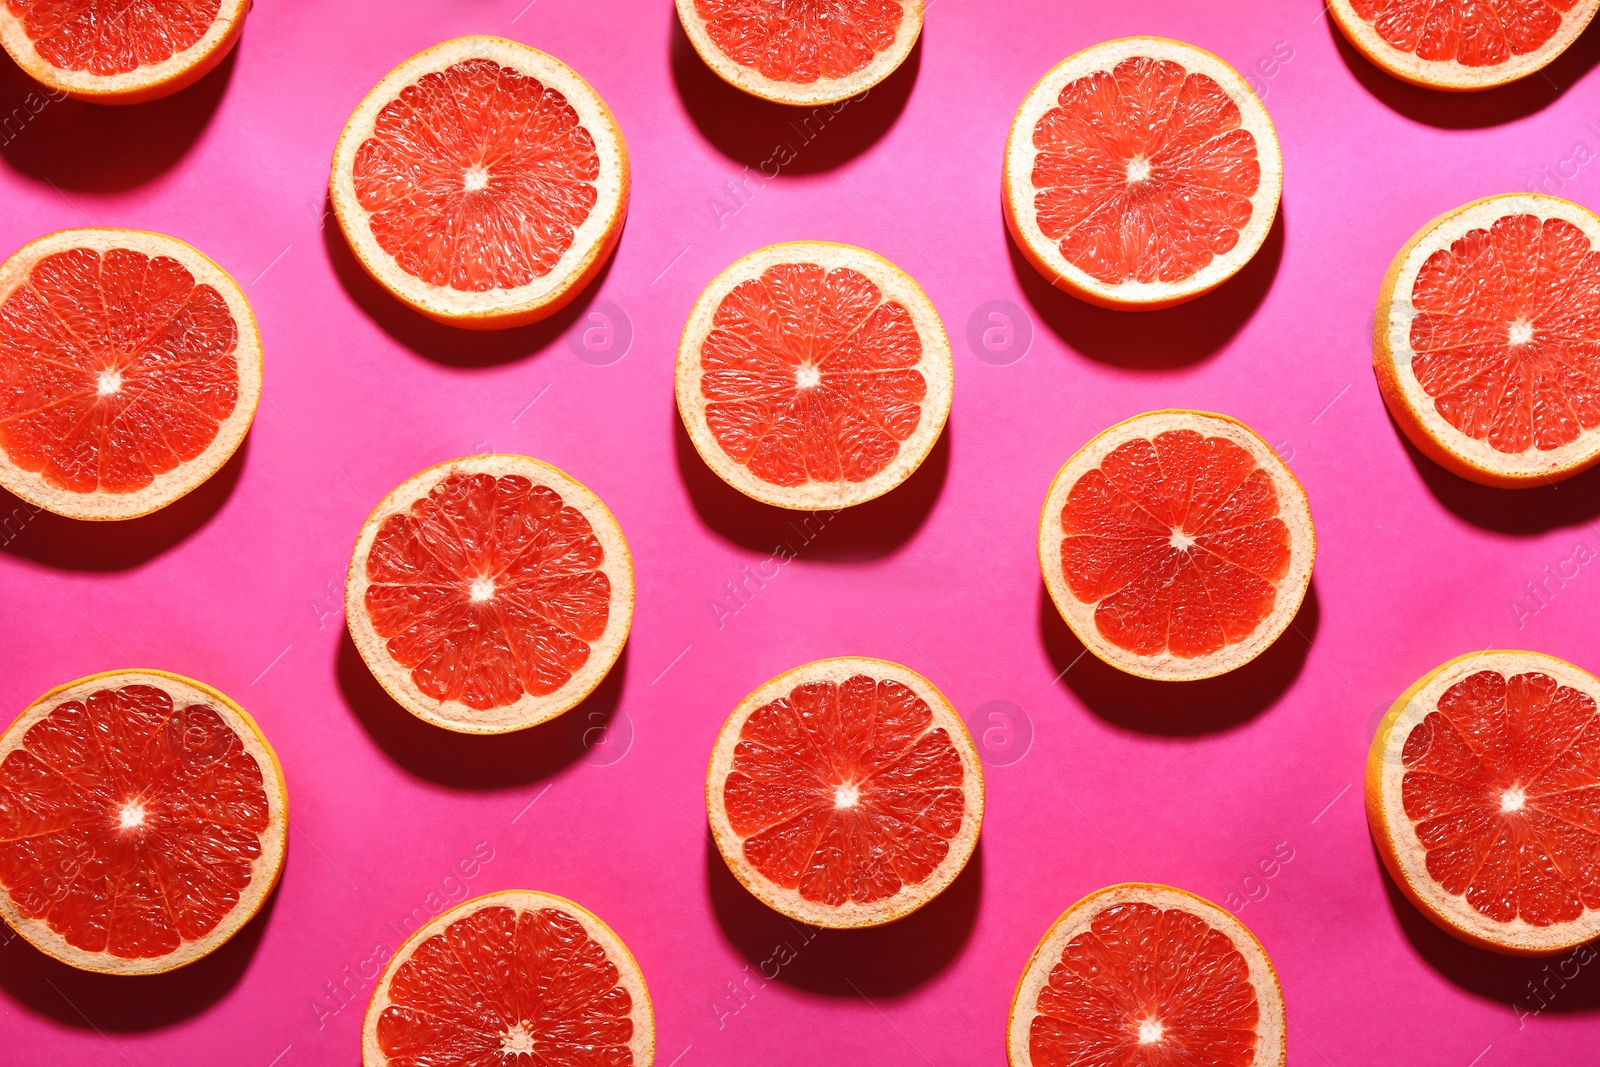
362;889;654;1067
1374;194;1600;487
1007;883;1286;1067
1330;0;1600;91
346;454;633;735
330;36;629;330
676;241;952;511
0;228;262;521
0;670;287;975
0;0;248;103
1039;410;1315;681
1368;650;1600;955
675;0;923;106
706;657;983;928
1003;37;1282;310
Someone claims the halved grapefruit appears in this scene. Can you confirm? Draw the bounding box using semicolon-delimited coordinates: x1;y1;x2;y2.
1368;650;1600;955
1374;194;1600;487
1330;0;1600;91
1008;883;1286;1067
330;36;629;330
675;0;922;106
346;454;633;735
0;228;262;520
676;241;952;510
363;889;654;1067
1004;37;1282;310
706;657;983;928
1039;410;1315;681
0;670;287;975
0;0;249;103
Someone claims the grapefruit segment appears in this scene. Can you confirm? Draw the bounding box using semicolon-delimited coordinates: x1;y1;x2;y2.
675;0;923;106
706;657;983;928
330;36;629;329
346;454;633;735
1039;410;1315;681
1007;883;1286;1067
362;889;654;1067
1375;194;1600;486
0;670;287;975
1368;650;1600;954
676;242;952;510
1004;37;1282;310
0;228;262;520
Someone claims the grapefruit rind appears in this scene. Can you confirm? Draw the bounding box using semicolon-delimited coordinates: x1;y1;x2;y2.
0;669;288;975
360;888;655;1067
673;0;924;107
1328;0;1600;92
345;454;634;735
1038;410;1316;681
1366;649;1600;955
1006;883;1287;1067
329;36;630;330
675;241;953;511
705;656;984;928
0;0;249;104
0;227;263;521
1373;193;1600;487
1003;36;1283;311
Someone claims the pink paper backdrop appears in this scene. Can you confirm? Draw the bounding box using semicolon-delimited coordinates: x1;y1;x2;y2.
3;1;1600;1064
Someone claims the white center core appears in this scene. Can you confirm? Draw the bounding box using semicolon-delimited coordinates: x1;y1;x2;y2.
1137;1019;1164;1044
1169;529;1196;551
117;802;146;830
1507;320;1535;346
463;165;490;193
500;1023;535;1055
795;364;822;389
1500;787;1527;813
97;368;123;396
1126;157;1153;184
469;577;496;603
834;783;860;809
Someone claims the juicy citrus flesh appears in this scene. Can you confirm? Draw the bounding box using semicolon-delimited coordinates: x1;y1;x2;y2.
1029;900;1261;1067
0;245;240;496
700;262;927;488
723;674;965;907
364;472;612;713
1407;213;1600;455
0;684;271;960
1399;669;1600;927
692;0;903;83
1031;55;1261;286
352;57;601;293
1059;429;1291;660
1350;0;1578;67
6;0;219;75
377;903;637;1065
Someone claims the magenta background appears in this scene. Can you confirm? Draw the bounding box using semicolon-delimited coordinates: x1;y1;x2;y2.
3;0;1600;1064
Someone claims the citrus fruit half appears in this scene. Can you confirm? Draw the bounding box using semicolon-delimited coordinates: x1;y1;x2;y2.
362;889;654;1067
1368;649;1600;955
1007;883;1287;1067
676;241;952;511
346;454;633;735
1330;0;1600;91
1374;194;1600;487
0;227;262;520
0;669;287;975
706;657;983;928
1003;37;1282;310
0;0;249;103
330;36;629;330
1039;410;1315;681
675;0;923;106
